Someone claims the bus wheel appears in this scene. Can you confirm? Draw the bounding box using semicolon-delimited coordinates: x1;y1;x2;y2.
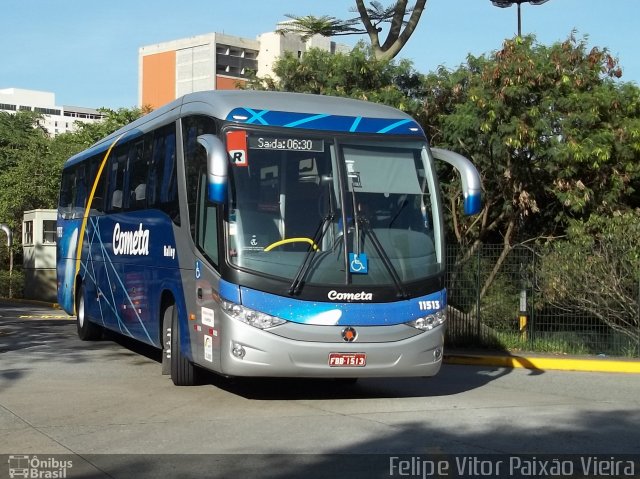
76;284;102;341
170;305;197;386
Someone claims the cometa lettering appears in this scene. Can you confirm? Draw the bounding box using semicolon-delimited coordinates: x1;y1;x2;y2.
327;290;373;301
113;223;150;256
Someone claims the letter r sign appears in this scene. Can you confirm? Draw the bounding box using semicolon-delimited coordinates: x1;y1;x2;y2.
227;131;248;167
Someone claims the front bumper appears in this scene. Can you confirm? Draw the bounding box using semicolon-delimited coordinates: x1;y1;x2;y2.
218;315;444;378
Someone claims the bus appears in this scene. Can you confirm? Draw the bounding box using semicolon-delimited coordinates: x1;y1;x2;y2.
57;90;481;386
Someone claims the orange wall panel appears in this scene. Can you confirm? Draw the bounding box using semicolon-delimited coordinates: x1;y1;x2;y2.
216;75;246;90
142;51;176;109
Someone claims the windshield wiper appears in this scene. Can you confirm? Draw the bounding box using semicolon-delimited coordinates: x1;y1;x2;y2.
288;213;336;296
356;216;408;299
388;195;408;228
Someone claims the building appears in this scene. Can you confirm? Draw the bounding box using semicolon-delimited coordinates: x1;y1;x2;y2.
22;209;57;302
0;88;104;136
139;28;349;109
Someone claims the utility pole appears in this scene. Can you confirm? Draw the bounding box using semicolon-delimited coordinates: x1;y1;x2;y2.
490;0;550;37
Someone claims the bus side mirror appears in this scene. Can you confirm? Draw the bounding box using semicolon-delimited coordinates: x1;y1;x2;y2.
197;134;228;204
431;148;482;215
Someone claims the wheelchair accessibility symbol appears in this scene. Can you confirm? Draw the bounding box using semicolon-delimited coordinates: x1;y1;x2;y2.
349;253;368;274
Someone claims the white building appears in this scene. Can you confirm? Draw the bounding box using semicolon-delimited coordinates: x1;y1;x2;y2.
22;209;57;302
0;88;104;137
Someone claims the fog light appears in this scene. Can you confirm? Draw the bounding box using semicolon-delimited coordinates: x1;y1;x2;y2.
232;343;246;359
434;347;443;361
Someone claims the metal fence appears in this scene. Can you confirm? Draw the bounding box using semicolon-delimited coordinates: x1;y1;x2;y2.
445;244;640;358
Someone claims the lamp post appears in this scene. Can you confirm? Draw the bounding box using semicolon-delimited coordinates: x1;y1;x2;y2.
491;0;549;37
0;224;12;298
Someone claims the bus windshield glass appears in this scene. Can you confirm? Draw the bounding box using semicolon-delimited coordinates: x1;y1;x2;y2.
224;130;440;286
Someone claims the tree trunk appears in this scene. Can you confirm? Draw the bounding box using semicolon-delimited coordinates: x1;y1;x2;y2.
355;0;428;61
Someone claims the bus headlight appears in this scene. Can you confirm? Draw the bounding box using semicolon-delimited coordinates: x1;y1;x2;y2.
407;310;446;331
221;301;287;329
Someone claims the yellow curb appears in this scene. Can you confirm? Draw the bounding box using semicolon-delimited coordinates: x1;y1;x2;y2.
18;314;72;320
444;354;640;374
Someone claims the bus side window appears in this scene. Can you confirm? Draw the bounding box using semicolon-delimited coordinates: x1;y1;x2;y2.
161;131;178;211
107;146;128;213
147;131;164;209
59;168;75;219
148;124;180;223
183;115;218;264
128;139;147;210
88;155;105;214
74;164;87;219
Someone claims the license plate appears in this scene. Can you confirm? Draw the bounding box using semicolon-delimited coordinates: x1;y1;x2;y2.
328;353;366;367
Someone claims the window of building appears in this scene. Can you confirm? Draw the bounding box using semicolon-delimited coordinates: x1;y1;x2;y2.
43;220;57;244
23;220;33;245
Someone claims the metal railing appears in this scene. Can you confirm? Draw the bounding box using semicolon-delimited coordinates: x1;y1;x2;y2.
445;244;640;358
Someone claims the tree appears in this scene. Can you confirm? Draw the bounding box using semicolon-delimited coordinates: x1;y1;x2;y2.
0;107;147;242
422;34;640;299
70;106;151;147
0;110;48;172
277;0;427;61
538;212;640;346
0;111;52;232
245;45;426;115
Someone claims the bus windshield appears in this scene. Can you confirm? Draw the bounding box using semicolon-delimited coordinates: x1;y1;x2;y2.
223;130;441;287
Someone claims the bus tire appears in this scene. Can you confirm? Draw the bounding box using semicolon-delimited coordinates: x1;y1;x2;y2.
76;284;102;341
170;305;197;386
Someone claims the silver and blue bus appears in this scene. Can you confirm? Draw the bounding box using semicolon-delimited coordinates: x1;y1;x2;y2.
57;91;481;386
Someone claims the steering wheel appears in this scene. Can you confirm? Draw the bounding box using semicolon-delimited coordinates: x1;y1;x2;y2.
264;237;319;252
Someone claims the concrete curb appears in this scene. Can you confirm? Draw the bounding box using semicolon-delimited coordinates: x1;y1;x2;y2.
0;297;60;309
444;352;640;374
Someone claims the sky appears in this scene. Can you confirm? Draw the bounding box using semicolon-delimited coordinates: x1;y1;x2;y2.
2;0;639;110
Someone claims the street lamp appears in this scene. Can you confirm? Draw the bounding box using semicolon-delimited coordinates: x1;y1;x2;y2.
491;0;549;37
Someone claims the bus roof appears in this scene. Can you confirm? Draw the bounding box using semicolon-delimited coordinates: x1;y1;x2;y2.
65;91;423;167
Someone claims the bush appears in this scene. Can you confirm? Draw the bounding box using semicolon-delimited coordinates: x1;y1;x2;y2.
0;269;24;298
538;212;640;343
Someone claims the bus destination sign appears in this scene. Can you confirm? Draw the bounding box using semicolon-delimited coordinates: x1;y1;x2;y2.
249;136;324;153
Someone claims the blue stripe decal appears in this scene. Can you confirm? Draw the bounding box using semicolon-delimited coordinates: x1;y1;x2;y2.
244;108;269;125
285;113;330;128
219;278;241;303
238;286;446;326
377;119;412;133
226;108;423;136
349;116;362;132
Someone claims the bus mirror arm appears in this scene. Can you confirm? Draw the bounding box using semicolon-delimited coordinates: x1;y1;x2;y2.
197;134;228;204
431;147;482;215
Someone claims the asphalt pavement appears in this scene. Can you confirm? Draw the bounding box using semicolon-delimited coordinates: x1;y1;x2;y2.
1;299;639;479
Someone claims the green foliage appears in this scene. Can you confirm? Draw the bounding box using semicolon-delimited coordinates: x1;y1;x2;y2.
0;107;146;250
277;15;362;39
245;45;426;115
0;111;52;232
70;106;151;147
276;1;427;61
486;331;592;355
424;34;640;249
538;211;640;341
0;269;24;298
